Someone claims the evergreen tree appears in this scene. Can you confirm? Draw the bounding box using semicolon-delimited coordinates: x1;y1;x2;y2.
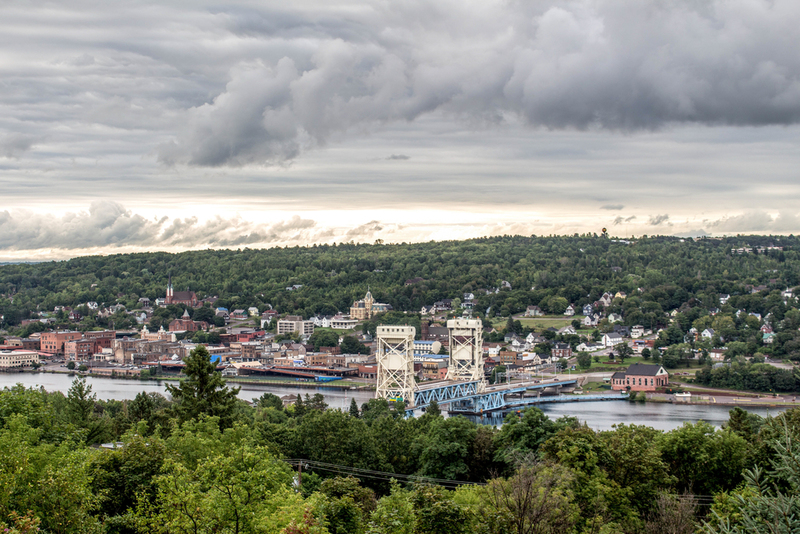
166;345;240;428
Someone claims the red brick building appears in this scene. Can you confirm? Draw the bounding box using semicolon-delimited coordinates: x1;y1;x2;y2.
611;363;669;392
84;330;115;350
40;331;82;355
165;275;199;307
552;342;572;359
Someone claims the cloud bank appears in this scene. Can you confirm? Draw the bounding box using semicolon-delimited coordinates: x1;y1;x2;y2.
150;0;800;166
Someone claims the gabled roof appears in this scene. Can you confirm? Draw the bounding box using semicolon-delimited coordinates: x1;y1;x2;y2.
625;363;666;376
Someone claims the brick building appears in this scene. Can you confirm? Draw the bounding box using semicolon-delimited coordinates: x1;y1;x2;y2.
611;363;669;392
40;331;82;355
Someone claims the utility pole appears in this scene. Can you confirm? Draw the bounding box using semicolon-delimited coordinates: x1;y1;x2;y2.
297;461;302;492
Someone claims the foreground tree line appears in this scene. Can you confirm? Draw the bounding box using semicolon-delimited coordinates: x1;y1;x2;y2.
1;348;800;533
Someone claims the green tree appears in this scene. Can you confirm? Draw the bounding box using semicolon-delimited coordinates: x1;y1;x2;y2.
702;429;800;534
576;351;592;370
341;336;369;355
66;360;76;370
166;345;241;429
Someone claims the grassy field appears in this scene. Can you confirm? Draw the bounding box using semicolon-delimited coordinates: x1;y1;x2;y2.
493;316;577;330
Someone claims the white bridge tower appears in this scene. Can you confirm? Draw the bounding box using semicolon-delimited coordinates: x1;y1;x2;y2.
446;318;485;390
375;325;416;406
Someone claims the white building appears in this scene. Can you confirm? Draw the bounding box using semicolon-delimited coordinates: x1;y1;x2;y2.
0;350;39;369
602;333;625;348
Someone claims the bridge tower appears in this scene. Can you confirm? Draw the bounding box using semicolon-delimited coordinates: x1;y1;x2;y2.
446;318;485;390
375;326;416;406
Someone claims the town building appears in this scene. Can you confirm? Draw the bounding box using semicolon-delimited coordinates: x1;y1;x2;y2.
165;274;199;307
0;349;40;369
40;331;82;355
277;315;315;336
349;290;392;320
611;364;669;392
552;342;572;359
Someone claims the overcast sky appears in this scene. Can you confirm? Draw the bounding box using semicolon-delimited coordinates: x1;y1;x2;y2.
2;0;800;259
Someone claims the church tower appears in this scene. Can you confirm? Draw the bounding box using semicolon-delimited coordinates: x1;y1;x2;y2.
166;273;174;304
364;289;374;319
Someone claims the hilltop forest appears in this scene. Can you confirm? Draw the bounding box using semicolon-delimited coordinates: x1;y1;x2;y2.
0;234;795;327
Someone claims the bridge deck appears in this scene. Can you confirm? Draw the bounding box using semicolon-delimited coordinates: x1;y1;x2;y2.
406;379;579;416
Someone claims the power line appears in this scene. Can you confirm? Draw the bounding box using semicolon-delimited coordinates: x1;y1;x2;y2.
281;459;484;489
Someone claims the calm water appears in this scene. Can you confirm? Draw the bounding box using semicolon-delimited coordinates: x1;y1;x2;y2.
0;372;789;430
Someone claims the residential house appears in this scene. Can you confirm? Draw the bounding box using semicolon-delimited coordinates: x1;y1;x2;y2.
611;364;669;392
763;333;776;344
564;304;575;316
583;314;600;327
631;325;645;338
552;342;572;359
248;307;260;317
607;313;623;323
557;326;577;336
602;333;624;348
613;325;631;337
582;304;594;316
524;306;545;317
232;309;248;320
719;294;730;305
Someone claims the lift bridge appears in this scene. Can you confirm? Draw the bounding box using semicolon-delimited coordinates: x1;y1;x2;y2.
375;320;577;416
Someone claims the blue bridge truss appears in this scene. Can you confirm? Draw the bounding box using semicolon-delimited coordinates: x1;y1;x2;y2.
407;379;581;416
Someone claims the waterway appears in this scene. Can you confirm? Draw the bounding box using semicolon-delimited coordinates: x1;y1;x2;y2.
0;372;790;431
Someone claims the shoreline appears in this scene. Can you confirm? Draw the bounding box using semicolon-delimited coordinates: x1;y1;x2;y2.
6;367;374;391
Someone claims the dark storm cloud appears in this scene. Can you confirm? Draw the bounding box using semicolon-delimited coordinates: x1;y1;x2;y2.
148;0;800;166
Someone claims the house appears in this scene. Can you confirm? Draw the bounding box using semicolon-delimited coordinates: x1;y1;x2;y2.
557;326;577;336
719;294;730;305
614;291;627;300
583;314;600;327
552;342;572;359
599;293;613;307
613;325;630;337
564;305;575;316
576;342;603;352
607;313;623;323
760;324;773;334
631;325;645;338
524;306;545;317
232;309;248;320
602;333;624;348
582;304;594;316
701;328;715;340
86;301;99;310
248;307;260;317
749;312;762;320
610;364;669;392
526;332;544;345
763;333;776;344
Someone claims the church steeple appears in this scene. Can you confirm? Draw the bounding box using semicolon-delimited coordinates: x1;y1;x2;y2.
166;272;173;303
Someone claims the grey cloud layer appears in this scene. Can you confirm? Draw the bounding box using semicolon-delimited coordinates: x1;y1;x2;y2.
3;1;798;169
155;0;800;166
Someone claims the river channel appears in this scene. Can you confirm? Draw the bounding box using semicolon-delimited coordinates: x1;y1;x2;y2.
0;372;790;431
